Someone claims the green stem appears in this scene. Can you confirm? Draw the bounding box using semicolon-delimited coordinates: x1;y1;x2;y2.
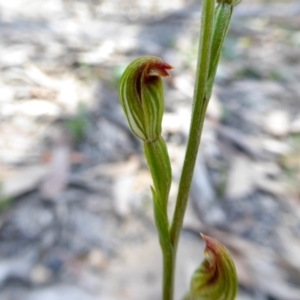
144;137;174;300
151;187;174;300
162;242;175;300
143;0;237;298
144;136;172;215
170;0;216;257
152;188;175;300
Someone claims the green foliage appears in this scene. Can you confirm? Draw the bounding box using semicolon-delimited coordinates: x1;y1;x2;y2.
118;1;241;299
66;102;88;144
119;56;174;299
0;182;13;213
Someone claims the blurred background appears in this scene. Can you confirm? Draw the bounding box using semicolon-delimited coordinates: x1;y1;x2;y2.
0;0;300;299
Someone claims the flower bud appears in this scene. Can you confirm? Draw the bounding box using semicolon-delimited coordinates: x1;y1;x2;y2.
119;56;172;142
189;234;238;300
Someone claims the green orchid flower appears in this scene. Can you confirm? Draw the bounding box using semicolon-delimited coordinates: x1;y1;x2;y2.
119;56;172;143
186;234;238;300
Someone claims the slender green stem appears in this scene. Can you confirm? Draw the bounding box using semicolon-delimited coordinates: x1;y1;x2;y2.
170;0;216;255
118;0;240;299
162;246;175;300
144;137;174;300
144;137;172;215
152;189;174;300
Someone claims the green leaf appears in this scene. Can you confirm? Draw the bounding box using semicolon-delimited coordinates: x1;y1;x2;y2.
118;56;172;142
206;0;241;98
151;186;172;253
189;234;238;300
143;137;172;212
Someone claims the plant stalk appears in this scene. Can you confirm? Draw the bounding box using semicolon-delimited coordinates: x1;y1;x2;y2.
162;248;175;300
169;0;216;283
144;137;174;300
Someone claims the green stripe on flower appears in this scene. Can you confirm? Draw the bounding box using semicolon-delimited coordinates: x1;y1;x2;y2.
118;56;172;142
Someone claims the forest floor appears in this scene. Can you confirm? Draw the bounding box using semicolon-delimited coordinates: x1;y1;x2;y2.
1;0;300;299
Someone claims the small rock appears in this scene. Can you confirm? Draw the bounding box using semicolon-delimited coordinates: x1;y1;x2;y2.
237;291;255;300
0;46;31;67
112;158;139;217
226;155;255;199
264;110;290;137
87;249;109;270
1;165;49;198
206;93;222;121
162;112;182;134
78;41;115;65
290;115;300;134
30;264;52;285
0;85;14;103
113;173;135;217
17;100;61;118
57;77;82;114
40;145;70;201
191;153;226;225
0;254;35;287
25;285;100;300
255;176;286;197
254;162;282;179
262;138;290;155
172;72;194;98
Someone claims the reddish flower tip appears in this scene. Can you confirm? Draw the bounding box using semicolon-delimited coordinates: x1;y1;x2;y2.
201;233;224;257
187;233;238;299
146;60;173;78
201;233;217;249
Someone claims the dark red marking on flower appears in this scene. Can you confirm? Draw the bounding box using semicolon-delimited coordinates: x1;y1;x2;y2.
201;234;221;256
200;234;222;286
135;58;173;103
146;60;173;78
